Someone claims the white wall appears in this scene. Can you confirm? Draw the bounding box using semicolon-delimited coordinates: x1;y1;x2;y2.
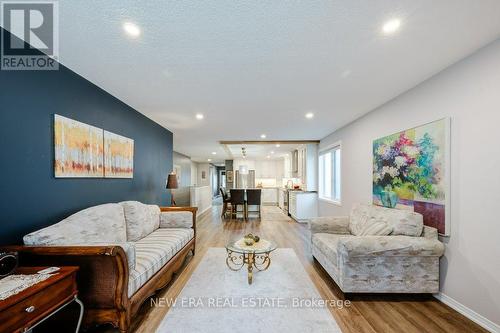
196;163;211;187
190;162;198;186
319;39;500;329
190;185;212;216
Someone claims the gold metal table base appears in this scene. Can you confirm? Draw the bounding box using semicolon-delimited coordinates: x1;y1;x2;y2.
226;250;272;284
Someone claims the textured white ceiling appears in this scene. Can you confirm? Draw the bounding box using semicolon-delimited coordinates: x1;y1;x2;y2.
53;1;500;162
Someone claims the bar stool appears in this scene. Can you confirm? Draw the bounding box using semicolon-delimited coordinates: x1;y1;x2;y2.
229;189;246;220
220;187;231;218
246;189;262;219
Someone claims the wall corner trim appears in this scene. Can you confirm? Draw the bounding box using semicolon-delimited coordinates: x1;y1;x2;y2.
433;292;500;333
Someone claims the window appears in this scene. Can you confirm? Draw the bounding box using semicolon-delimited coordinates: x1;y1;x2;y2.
318;144;341;203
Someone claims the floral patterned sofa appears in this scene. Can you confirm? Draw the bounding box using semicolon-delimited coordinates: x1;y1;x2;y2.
310;203;445;293
4;201;196;332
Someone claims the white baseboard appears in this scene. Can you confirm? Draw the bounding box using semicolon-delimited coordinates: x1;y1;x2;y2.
434;293;500;333
197;205;212;217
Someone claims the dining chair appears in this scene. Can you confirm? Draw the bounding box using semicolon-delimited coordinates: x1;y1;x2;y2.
220;187;231;218
229;189;246;220
246;189;262;219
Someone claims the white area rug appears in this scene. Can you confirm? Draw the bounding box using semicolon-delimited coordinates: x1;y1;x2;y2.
157;248;341;333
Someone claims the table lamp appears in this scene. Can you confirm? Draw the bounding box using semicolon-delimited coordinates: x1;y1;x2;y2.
166;172;178;206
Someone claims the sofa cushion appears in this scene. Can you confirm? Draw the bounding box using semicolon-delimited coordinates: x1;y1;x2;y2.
23;203;127;245
359;220;392;236
337;235;445;258
349;203;372;236
371;206;423;237
312;233;354;266
349;204;423;237
120;201;160;241
160;211;193;228
128;228;194;296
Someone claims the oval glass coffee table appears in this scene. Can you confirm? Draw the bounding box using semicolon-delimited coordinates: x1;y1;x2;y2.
225;238;277;285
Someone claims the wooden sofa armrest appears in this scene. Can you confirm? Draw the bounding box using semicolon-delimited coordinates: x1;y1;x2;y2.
0;245;129;311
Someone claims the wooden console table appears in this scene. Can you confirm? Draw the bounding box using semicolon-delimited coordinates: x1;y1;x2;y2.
0;266;83;333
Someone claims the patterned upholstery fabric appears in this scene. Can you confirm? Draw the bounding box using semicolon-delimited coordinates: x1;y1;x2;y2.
128;228;194;296
120;201;160;241
23;203;127;245
310;203;445;293
350;203;423;237
160;211;193;228
311;233;354;266
358;220;392;236
349;204;372;236
421;225;438;239
337;235;445;257
309;216;350;235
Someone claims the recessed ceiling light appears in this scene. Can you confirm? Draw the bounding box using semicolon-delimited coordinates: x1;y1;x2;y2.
207;158;212;162
266;155;271;159
382;19;401;35
271;151;274;154
276;144;280;148
195;113;204;120
211;152;217;155
123;22;141;38
305;112;314;119
260;134;267;139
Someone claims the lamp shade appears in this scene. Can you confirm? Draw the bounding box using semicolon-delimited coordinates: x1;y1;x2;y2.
166;173;178;189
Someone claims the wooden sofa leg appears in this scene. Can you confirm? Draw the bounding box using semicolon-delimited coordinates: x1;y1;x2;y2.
118;310;130;333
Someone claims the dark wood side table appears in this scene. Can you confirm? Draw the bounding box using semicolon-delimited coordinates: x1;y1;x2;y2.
0;266;83;333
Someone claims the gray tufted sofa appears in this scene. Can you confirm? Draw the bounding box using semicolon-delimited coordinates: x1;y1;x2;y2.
310;203;445;293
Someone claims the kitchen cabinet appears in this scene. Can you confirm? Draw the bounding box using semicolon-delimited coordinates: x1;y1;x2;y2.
261;188;278;205
284;153;292;178
278;188;285;209
288;191;318;223
291;144;318;191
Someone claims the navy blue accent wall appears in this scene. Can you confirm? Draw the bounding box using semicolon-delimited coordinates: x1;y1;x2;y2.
0;29;173;244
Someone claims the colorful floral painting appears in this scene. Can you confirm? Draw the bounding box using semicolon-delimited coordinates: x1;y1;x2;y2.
104;131;134;178
54;115;104;177
373;118;450;235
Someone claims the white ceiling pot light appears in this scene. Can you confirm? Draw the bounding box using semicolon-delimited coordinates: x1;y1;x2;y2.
382;18;401;35
123;22;141;38
260;134;267;139
305;112;314;119
195;113;204;120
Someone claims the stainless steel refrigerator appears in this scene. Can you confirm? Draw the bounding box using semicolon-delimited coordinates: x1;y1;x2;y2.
234;170;255;188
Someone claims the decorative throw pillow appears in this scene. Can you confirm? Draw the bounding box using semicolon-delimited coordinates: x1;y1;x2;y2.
359;219;393;236
120;201;160;241
372;207;423;236
349;204;373;236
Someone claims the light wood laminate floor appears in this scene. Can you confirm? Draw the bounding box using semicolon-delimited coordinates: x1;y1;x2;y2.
96;205;487;333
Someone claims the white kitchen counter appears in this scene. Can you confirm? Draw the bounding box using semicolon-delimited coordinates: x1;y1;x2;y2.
288;191;318;223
